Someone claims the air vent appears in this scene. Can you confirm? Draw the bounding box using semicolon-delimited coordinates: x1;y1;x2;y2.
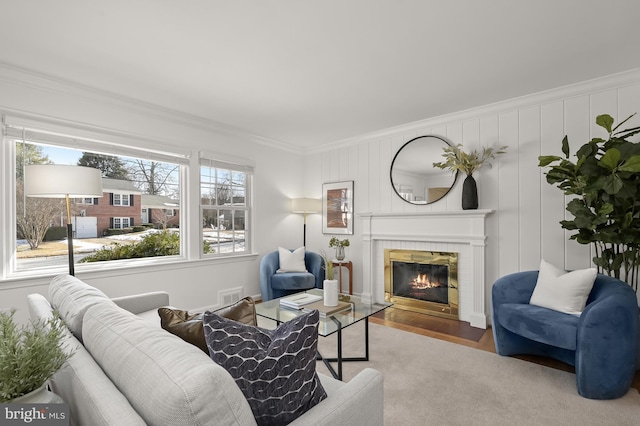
221;288;242;306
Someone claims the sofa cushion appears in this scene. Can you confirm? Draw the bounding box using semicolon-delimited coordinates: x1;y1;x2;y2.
203;310;327;426
82;302;257;426
27;293;145;426
271;272;316;291
497;303;579;350
529;259;596;315
158;297;258;353
49;274;114;340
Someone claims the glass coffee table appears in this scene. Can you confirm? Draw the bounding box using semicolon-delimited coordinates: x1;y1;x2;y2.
256;288;392;380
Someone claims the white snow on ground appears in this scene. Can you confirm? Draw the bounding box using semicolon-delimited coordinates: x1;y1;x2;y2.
17;228;244;254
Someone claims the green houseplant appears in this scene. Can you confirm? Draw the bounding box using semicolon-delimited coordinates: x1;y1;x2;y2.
329;237;350;261
0;310;72;402
538;113;640;292
433;144;507;209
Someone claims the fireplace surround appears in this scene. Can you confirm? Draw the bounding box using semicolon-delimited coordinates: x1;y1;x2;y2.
385;249;459;320
360;210;493;328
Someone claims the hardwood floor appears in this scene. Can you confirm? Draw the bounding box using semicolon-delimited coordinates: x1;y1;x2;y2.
371;307;640;393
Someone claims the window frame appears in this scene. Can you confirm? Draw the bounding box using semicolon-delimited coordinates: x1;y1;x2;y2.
1;115;257;281
1;115;195;279
113;193;130;206
112;217;131;229
200;156;253;258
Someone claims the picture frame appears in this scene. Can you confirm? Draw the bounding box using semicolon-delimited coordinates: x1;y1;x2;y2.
322;180;354;235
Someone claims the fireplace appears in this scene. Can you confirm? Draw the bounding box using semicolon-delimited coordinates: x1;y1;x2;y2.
384;249;459;320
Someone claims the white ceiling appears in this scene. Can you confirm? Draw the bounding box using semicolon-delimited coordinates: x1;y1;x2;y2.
2;0;640;151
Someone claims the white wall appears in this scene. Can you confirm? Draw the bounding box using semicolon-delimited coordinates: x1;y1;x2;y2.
4;66;640;324
307;69;640;314
0;66;309;322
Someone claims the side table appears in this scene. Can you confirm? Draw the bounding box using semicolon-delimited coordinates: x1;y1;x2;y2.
331;260;353;295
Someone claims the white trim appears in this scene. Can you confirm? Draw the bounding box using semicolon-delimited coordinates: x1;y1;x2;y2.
199;150;256;169
0;62;304;155
1;253;260;288
3;113;190;164
361;210;494;328
310;68;640;154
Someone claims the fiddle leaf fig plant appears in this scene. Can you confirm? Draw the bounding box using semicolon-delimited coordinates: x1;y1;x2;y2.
538;113;640;291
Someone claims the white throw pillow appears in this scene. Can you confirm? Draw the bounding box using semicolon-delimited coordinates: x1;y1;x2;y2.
529;259;597;316
277;246;308;273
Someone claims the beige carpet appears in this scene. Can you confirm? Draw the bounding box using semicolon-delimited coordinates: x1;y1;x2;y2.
315;321;640;425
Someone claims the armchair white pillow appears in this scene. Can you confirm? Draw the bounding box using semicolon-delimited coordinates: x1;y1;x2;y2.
277;246;308;273
529;259;597;316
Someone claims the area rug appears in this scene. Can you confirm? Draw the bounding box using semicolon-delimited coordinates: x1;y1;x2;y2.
315;321;640;425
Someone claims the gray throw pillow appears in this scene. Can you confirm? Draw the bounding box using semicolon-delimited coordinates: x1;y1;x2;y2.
203;310;327;426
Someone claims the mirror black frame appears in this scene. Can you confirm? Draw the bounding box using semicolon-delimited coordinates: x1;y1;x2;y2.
390;135;458;205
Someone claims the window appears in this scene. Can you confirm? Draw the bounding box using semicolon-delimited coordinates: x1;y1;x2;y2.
4;117;187;276
200;157;252;256
112;217;131;229
113;193;130;206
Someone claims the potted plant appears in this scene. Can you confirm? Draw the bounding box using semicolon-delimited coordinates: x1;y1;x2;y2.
329;237;350;261
433;144;507;209
0;310;72;403
538;113;640;292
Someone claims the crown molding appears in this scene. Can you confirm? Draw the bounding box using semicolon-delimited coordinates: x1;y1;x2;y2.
309;67;640;154
0;62;305;155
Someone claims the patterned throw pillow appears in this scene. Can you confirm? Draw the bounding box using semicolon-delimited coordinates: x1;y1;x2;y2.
203;310;327;426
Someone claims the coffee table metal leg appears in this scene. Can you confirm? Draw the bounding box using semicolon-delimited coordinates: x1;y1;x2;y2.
365;316;369;361
337;327;343;380
319;317;370;381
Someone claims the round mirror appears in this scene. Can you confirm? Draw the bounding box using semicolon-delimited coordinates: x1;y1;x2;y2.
390;135;458;205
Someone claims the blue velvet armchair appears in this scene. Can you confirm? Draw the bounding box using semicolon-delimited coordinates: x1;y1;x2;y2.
492;271;639;399
259;250;325;301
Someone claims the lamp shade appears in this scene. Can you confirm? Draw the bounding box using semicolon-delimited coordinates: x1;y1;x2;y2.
25;165;103;198
291;198;321;214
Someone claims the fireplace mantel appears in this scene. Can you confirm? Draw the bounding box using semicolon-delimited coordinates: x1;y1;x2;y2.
360;210;494;328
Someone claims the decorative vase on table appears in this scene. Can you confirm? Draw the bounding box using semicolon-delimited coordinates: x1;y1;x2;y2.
462;174;478;210
335;246;345;261
323;279;339;306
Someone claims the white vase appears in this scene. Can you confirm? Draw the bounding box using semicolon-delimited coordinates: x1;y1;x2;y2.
11;384;64;404
324;279;339;306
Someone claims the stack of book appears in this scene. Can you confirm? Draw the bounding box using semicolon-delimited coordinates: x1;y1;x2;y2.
279;293;353;317
302;300;352;318
279;293;323;309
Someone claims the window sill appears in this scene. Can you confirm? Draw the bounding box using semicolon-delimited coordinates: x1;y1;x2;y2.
1;252;259;288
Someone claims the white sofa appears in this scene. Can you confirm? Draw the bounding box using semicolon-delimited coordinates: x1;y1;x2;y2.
27;275;384;426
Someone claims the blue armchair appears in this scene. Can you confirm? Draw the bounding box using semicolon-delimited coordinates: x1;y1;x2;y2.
259;250;325;301
492;271;639;399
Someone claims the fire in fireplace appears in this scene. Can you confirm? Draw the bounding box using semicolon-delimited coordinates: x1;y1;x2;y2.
384;249;458;320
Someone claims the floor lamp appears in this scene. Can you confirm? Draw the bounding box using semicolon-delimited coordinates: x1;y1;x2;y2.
25;165;103;276
291;198;321;247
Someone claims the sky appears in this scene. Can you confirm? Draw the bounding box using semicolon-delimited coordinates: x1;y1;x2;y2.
42;145;82;165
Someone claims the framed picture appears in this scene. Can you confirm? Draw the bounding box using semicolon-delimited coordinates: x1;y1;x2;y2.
322;180;354;235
